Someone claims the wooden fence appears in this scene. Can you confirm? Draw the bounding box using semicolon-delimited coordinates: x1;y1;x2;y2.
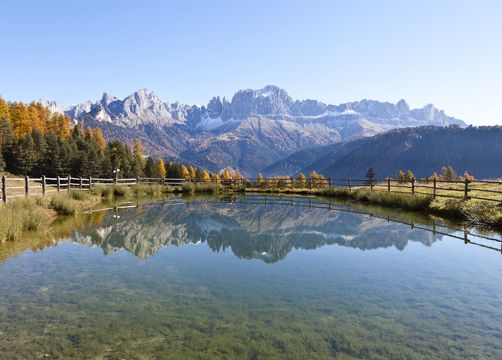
0;175;186;203
2;174;502;203
242;177;502;203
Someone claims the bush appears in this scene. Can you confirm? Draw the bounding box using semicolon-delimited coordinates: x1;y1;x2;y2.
69;190;90;201
92;186;113;199
23;208;48;230
351;190;432;211
113;186;131;197
50;195;78;215
194;183;222;194
181;183;196;194
0;198;49;242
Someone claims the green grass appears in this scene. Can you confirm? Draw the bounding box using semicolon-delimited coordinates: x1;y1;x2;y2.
181;183;222;194
69;190;90;201
245;185;502;229
50;195;78;215
0;197;50;243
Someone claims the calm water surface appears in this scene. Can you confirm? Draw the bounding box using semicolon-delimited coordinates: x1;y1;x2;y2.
0;195;501;359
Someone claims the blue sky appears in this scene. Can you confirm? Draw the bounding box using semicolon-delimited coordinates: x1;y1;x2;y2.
1;0;501;124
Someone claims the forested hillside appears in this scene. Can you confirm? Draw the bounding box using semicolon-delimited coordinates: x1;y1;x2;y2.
0;98;216;180
266;126;502;179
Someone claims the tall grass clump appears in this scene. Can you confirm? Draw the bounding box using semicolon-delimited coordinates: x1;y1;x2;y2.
92;186;113;199
351;190;432;211
0;197;49;242
113;186;131;197
181;182;196;194
194;183;222;194
69;190;90;201
50;194;78;215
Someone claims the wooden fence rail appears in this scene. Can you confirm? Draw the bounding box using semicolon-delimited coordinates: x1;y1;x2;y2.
2;174;502;204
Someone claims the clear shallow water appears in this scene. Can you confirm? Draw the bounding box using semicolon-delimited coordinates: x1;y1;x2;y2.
0;196;501;359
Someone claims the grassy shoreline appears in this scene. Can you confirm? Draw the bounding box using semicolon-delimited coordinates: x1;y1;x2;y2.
2;182;502;244
0;183;223;243
245;187;502;230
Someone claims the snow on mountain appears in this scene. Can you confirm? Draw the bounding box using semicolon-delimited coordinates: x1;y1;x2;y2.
41;86;467;175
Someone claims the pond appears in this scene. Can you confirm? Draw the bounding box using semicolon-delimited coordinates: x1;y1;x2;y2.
0;195;501;359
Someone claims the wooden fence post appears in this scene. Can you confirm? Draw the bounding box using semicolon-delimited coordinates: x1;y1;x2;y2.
411;177;415;195
67;175;71;191
79;177;83;190
1;176;6;203
88;177;92;191
136;177;140;186
370;179;374;191
57;176;61;192
464;178;469;200
25;176;29;196
387;178;391;192
42;175;46;196
433;178;437;198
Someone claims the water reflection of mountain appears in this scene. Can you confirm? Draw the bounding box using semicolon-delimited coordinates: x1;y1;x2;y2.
70;199;446;262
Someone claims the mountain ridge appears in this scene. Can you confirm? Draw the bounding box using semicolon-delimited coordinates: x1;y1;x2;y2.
265;125;502;179
41;86;466;175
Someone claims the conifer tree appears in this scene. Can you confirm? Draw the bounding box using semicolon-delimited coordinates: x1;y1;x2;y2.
200;170;211;183
0;97;10;121
12;134;36;174
366;167;376;184
93;128;106;150
180;165;190;179
295;172;307;188
133;139;146;172
156;159;167;179
256;173;264;184
10;102;31;138
145;157;157;178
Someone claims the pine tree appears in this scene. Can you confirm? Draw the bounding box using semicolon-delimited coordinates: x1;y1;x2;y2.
405;170;415;181
366;167;376;184
12;134;36;174
234;170;243;180
222;169;232;180
180;165;190;179
188;165;197;179
0;97;10;121
133;139;146;173
10;102;31;138
156;159;167;179
256;173;265;187
200;170;211;183
145;157;157;178
441;166;457;181
93;128;106;150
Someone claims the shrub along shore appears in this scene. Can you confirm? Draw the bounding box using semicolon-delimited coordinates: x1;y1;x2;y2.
0;183;222;243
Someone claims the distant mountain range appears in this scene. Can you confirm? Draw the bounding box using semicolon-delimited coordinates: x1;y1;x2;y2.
43;86;466;175
264;126;502;179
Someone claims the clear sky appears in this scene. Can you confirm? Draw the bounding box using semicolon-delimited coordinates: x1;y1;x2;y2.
1;0;501;125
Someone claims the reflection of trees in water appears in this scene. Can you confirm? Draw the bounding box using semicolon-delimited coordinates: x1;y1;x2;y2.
71;200;445;262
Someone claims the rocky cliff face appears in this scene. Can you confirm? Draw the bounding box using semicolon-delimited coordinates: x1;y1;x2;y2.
47;85;466;175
